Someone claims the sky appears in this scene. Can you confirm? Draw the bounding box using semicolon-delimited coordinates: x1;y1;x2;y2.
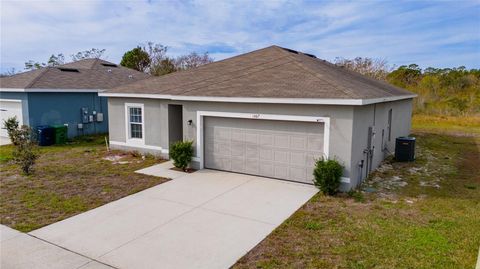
1;0;479;73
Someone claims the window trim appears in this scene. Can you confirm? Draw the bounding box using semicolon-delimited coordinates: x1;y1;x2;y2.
125;103;145;145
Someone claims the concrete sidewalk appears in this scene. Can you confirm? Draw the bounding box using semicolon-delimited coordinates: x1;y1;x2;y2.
0;225;113;269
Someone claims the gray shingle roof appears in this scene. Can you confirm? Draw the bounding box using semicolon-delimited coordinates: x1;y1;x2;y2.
0;59;150;90
105;46;414;99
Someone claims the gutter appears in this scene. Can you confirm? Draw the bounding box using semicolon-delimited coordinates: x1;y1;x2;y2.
97;92;417;106
0;88;105;93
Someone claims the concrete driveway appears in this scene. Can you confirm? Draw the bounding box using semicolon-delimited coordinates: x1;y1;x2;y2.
1;225;113;269
30;169;318;269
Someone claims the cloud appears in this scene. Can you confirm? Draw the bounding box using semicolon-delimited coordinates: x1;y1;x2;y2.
1;0;479;73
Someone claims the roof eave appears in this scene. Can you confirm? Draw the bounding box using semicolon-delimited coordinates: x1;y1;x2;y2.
98;92;417;106
0;88;105;93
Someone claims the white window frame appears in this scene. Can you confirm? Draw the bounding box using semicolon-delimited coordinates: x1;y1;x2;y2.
125;103;145;145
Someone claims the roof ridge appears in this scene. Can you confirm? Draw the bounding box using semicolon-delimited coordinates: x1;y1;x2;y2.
91;58;101;69
24;67;50;89
282;52;359;99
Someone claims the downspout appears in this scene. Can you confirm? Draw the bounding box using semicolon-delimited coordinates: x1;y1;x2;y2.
370;104;376;173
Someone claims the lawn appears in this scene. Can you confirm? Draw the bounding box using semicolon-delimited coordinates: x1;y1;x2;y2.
0;135;167;232
234;115;480;269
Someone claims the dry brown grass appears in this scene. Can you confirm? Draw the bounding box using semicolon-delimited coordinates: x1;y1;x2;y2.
0;136;168;232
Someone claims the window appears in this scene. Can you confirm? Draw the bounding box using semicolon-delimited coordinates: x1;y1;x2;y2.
129;107;142;138
387;108;393;141
125;103;144;143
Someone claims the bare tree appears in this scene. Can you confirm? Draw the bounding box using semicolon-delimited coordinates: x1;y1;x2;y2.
334;57;391;81
24;49;104;71
71;48;105;61
141;42;176;76
175;52;214;70
0;68;17;77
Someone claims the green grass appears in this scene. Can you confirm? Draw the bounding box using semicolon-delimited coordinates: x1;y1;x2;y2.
0;135;168;232
234;119;480;268
412;114;480;136
0;144;14;163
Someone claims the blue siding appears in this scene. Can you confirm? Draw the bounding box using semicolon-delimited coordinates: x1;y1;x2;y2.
27;92;109;138
0;91;30;125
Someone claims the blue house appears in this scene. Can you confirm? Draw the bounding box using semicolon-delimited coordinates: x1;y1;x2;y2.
0;59;149;142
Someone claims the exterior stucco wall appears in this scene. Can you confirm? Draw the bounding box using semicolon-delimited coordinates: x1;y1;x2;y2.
108;97;167;148
180;102;354;175
0;91;30;125
350;98;413;186
108;98;355;188
107;97;413;190
26;92;108;138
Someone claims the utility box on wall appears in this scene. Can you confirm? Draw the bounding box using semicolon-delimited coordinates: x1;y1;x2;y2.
81;107;89;124
96;113;104;122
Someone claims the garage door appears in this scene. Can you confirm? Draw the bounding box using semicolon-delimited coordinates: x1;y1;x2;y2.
0;100;23;142
204;117;325;184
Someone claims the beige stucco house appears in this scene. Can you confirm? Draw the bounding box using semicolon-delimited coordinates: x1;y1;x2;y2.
100;46;416;190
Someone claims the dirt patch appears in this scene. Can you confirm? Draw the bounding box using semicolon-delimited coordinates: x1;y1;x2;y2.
169;167;197;173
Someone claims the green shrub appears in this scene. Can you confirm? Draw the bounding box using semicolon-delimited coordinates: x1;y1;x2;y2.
11;125;38;175
169;140;193;171
3;116;20;145
313;158;343;195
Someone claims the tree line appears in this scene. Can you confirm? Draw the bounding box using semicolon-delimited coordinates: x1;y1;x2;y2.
335;58;480;116
119;42;213;75
3;48;478;116
2;42;213;76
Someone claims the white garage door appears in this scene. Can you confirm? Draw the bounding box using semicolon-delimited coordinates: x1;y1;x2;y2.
0;100;23;142
204;117;325;184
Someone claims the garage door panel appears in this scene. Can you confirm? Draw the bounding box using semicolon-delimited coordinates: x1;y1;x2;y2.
259;148;273;161
205;155;231;171
273;150;289;163
290;152;306;166
289;167;307;182
273;134;289;148
0;100;23;139
230;157;245;173
230;142;245;157
245;132;258;144
245;160;259;174
246;145;258;159
274;166;288;178
216;142;231;155
214;127;231;141
204;117;324;184
307;136;324;152
231;129;245;142
258;134;273;146
290;136;307;149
